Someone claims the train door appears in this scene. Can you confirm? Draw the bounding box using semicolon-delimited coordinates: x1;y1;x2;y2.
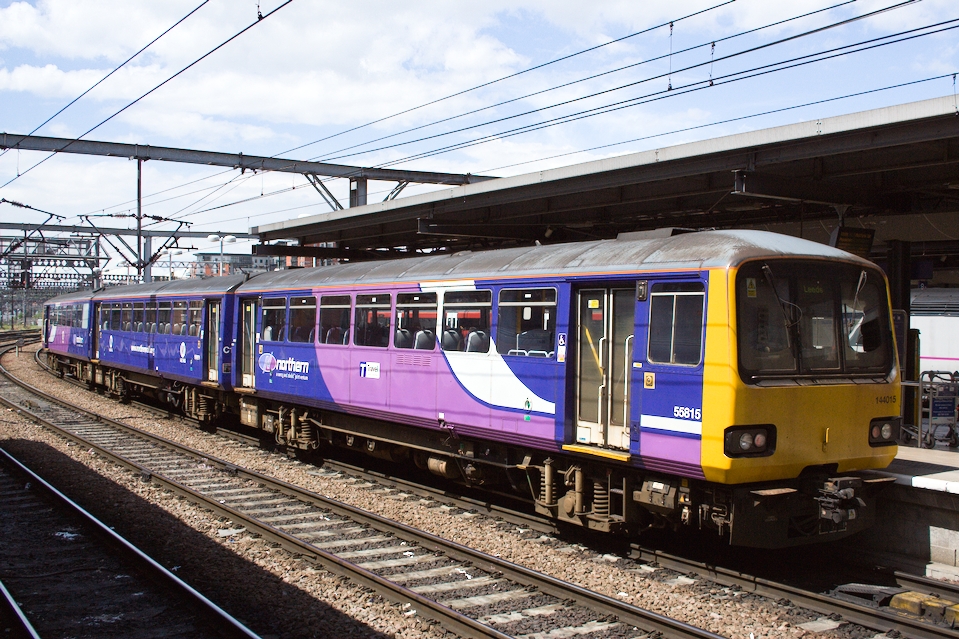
575;288;634;450
205;300;221;383
238;298;257;388
92;302;101;358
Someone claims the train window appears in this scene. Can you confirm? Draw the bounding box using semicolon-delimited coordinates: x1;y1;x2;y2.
354;294;391;348
289;296;317;343
319;295;351;345
497;288;556;357
842;272;890;372
100;306;109;331
797;276;839;371
188;301;203;337
110;304;122;331
133;303;145;333
172;301;188;336
262;298;287;342
158;303;172;334
648;282;705;366
145;303;157;333
395;292;437;349
121;303;133;332
736;261;893;381
442;290;491;353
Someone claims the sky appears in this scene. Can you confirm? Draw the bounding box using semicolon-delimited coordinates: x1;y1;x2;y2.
1;0;957;273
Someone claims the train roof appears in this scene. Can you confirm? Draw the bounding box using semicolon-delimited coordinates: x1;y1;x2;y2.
238;229;872;294
43;274;247;305
911;287;959;316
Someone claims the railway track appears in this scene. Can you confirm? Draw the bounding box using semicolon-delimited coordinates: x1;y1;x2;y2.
17;343;959;638
1;349;722;639
628;545;959;639
0;444;258;639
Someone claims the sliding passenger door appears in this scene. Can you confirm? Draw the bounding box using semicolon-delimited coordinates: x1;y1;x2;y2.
205;300;221;383
239;298;257;388
575;288;634;450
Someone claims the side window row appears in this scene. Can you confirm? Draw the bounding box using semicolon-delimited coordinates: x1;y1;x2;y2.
98;300;204;336
260;288;558;356
49;303;85;329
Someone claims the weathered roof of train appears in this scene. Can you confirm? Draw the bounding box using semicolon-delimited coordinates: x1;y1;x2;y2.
238;230;868;293
44;289;96;305
911;287;959;315
93;274;247;300
43;275;248;305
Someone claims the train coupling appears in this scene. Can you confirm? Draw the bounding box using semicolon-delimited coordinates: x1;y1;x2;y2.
816;476;865;524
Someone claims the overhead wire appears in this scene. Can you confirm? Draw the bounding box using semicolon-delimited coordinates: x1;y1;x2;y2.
167;71;957;224
78;0;742;226
317;0;918;163
0;0;295;191
148;0;898;227
302;0;863;163
72;2;941;237
274;0;737;159
478;73;958;174
71;0;885;228
357;19;959;168
0;0;210;163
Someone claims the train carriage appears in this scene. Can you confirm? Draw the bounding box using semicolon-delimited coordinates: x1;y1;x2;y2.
43;230;902;547
44;290;95;369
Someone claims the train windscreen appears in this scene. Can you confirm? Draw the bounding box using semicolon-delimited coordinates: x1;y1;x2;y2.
736;260;894;382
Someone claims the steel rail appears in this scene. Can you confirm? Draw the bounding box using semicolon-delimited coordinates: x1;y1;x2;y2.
896;571;959;602
0;439;261;639
3;349;720;639
0;577;40;639
631;545;959;639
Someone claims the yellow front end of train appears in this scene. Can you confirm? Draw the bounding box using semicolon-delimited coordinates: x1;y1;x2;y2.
701;260;900;486
693;259;900;546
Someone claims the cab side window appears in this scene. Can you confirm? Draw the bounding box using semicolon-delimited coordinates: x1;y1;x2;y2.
648;282;705;366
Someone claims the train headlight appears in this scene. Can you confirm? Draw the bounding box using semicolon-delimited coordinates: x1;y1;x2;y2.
869;417;900;446
724;425;776;458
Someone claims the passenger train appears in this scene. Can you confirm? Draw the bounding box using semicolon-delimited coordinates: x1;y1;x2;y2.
42;230;901;548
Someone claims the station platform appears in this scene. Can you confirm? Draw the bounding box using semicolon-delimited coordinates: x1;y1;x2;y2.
883;444;959;494
854;442;959;580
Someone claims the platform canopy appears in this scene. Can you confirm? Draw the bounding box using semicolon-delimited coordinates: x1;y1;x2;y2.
254;96;959;264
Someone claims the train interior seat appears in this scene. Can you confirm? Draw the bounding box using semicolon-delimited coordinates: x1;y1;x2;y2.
414;329;435;350
442;329;461;351
466;330;489;353
395;328;413;348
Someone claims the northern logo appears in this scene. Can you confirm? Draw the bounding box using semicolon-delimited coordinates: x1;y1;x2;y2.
259;353;310;376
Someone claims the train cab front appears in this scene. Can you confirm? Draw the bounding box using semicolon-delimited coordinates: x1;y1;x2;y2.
699;257;901;548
